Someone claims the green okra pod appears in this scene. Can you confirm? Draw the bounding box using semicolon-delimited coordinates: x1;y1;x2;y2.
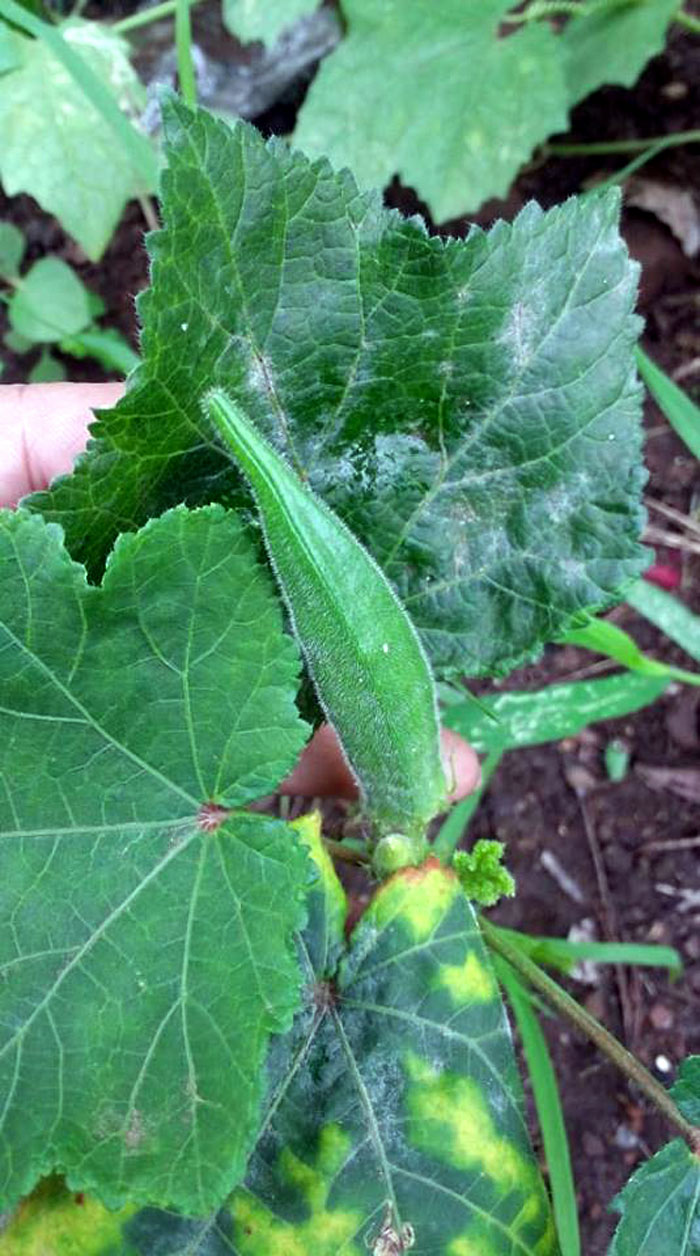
204;389;446;843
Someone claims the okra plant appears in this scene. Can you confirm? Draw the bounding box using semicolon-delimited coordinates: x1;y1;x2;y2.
1;99;699;1255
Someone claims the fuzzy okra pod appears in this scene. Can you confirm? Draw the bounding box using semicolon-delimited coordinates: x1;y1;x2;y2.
204;389;447;849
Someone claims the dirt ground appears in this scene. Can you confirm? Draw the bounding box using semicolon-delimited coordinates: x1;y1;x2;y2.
2;7;700;1252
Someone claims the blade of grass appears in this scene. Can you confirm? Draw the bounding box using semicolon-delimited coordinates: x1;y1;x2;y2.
562;615;700;686
495;955;581;1256
491;923;682;978
443;671;668;754
112;0;207;35
636;346;700;460
175;0;196;106
0;0;157;192
433;746;503;861
627;579;700;665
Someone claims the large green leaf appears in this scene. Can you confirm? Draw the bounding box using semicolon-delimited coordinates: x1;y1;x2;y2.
1;844;557;1253
0;506;311;1215
0;18;152;260
294;0;568;222
609;1056;700;1255
561;0;680;107
31;99;647;680
223;0;319;44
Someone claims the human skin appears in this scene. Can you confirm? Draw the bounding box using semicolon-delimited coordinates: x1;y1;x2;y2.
0;381;480;802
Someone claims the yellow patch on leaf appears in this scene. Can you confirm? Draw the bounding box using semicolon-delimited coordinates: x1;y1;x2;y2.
231;1124;363;1256
437;952;497;1004
404;1054;538;1198
369;858;459;943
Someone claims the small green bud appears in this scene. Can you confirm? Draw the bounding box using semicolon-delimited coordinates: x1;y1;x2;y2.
372;833;426;879
454;839;515;907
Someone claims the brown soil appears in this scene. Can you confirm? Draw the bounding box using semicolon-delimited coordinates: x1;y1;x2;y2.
2;7;700;1252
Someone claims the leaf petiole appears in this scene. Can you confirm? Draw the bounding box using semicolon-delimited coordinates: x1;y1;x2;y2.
481;918;700;1146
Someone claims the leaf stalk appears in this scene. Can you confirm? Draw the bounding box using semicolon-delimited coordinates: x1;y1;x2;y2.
481;918;700;1146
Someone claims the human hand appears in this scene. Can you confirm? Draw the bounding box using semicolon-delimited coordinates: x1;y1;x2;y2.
0;381;480;803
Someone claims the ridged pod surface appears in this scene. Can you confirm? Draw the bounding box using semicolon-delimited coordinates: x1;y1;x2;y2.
205;389;446;841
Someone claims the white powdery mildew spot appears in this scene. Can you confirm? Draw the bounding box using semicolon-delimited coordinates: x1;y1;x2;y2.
499;299;539;369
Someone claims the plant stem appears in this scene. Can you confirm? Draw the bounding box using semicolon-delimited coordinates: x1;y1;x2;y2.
175;0;196;106
583;139;673;195
675;8;700;33
112;0;207;35
481;918;700;1146
548;129;700;156
323;838;370;866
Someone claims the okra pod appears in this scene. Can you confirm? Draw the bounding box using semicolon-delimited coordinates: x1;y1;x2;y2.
204;389;446;843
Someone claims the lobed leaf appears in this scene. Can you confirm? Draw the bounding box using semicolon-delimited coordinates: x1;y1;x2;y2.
1;837;557;1253
293;0;569;223
0;506;311;1215
31;98;648;680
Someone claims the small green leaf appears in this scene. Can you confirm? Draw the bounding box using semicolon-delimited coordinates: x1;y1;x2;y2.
563;614;700;686
223;0;319;44
59;326;140;376
0;505;311;1214
28;347;67;382
0;18;153;260
443;671;668;753
31;99;648;682
610;1055;700;1253
8;256;92;343
294;0;569;222
454;839;515;906
609;1139;700;1255
0;220;24;277
671;1056;700;1126
561;0;680;106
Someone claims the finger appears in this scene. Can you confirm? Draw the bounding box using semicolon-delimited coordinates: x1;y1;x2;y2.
280;723;480;803
0;381;125;506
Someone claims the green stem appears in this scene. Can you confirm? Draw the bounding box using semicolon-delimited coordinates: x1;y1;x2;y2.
323;838;370;866
584;139;675;195
112;0;207;35
0;0;156;192
175;0;196;106
481;918;700;1146
548;129;700;156
675;9;700;33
